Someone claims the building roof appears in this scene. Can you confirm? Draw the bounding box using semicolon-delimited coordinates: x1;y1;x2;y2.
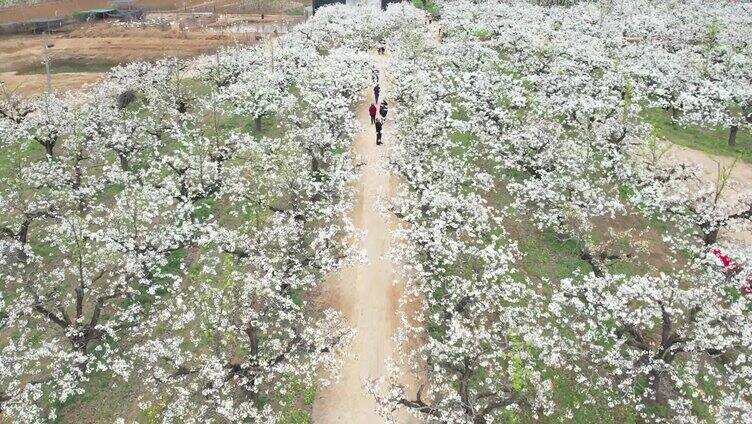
79;8;119;13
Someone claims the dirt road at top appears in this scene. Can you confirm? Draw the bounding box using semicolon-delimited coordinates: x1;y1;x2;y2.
0;0;213;24
311;53;418;423
0;0;303;24
0;14;301;96
0;28;232;95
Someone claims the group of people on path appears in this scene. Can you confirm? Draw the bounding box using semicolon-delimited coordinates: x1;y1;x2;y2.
369;81;388;146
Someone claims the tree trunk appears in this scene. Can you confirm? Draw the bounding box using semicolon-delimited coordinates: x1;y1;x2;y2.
255;116;262;132
67;329;90;361
729;125;739;147
17;220;30;262
0;392;11;413
18;219;30;245
647;370;667;409
670;106;679;120
119;154;129;172
44;141;54;159
311;156;321;182
703;227;719;246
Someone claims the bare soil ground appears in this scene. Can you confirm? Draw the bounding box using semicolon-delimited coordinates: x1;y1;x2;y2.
0;0;305;24
666;144;752;246
312;53;420;423
0;70;101;95
0;12;301;95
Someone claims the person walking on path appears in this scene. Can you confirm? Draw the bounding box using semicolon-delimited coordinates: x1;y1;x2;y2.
375;117;383;145
379;100;388;120
372;69;379;84
369;103;377;125
373;84;380;103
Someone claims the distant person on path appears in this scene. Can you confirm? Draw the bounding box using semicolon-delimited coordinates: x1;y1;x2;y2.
369;103;377;124
375;117;383;145
374;84;380;103
372;69;379;84
379;100;388;119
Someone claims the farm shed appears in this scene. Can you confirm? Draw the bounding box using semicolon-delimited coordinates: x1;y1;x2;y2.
75;8;143;21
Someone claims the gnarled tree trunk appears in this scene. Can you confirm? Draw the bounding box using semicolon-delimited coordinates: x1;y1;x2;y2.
729;125;739;147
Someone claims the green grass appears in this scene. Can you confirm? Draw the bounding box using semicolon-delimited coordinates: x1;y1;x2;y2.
181;78;214;98
472;28;492;40
543;371;637;424
216;112;280;138
56;370;139;423
279;381;316;424
15;59;119;75
191;198;217;222
448;131;475;156
0;0;40;7
642;108;752;162
286;6;306;16
519;229;590;281
411;0;440;18
0;139;45;180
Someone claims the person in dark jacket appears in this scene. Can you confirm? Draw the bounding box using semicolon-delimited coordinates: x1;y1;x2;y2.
379;100;388;119
375;117;383;145
373;84;380;103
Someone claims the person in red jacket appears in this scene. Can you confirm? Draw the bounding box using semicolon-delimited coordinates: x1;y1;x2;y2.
369;103;377;125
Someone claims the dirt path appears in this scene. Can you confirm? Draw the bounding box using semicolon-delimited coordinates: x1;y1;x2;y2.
666;144;752;246
667;144;752;188
312;53;415;423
